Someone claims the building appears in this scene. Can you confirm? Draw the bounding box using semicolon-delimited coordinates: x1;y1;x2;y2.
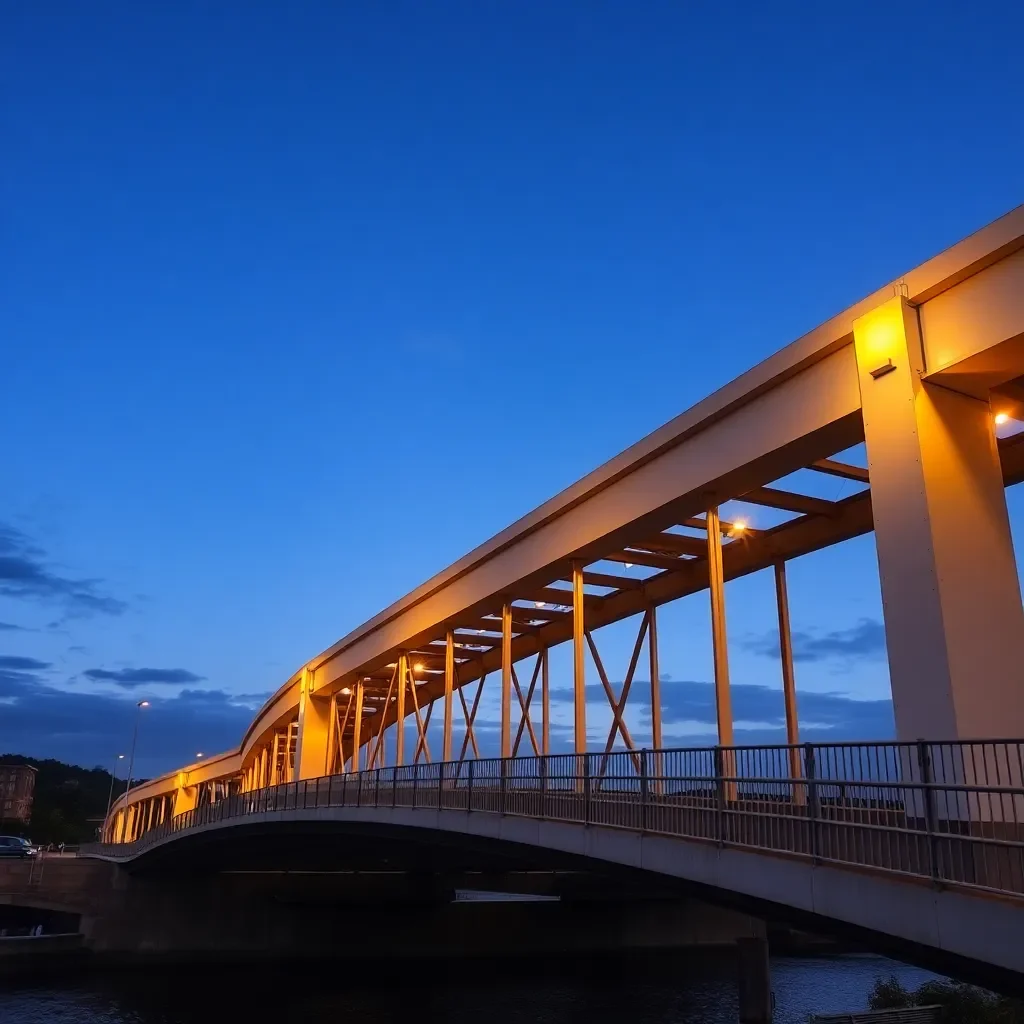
0;764;37;824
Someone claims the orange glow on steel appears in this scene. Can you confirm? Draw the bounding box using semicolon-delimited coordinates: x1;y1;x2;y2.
858;304;904;366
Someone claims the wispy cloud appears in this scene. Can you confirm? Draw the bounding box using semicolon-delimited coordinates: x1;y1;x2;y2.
0;523;127;617
230;690;275;707
0;655;52;701
82;667;205;688
0;655;51;672
0;621;28;632
0;669;260;776
740;618;887;665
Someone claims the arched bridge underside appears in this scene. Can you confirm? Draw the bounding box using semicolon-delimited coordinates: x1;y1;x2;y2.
88;749;1024;988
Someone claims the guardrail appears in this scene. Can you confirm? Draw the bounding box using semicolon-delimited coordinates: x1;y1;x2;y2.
84;740;1024;898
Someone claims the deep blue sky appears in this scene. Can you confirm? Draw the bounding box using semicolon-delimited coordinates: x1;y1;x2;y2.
3;3;1023;778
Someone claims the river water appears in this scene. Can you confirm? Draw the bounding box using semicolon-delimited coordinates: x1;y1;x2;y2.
1;954;940;1023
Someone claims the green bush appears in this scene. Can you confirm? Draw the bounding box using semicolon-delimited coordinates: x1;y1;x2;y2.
868;976;1024;1024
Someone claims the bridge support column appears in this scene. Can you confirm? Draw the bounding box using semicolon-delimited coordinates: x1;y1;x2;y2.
296;667;332;779
853;296;1024;740
351;678;364;772
736;935;772;1024
172;781;196;818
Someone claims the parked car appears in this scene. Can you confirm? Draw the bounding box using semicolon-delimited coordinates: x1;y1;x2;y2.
0;836;38;858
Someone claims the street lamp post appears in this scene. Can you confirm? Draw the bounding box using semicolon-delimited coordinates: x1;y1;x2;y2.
105;753;126;820
119;700;150;842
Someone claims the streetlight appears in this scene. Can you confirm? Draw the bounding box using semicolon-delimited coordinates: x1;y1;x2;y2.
123;700;150;798
105;753;126;820
195;752;204;760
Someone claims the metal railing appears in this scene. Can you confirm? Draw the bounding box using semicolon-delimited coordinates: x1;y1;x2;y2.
84;740;1024;899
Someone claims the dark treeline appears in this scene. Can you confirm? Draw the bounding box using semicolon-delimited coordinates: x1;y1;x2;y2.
0;754;143;845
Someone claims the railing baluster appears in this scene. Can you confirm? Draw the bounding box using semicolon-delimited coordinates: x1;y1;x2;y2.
714;746;726;847
583;754;591;825
805;742;819;864
917;739;941;885
640;748;649;833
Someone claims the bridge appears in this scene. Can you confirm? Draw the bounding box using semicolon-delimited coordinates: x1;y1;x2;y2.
87;205;1024;988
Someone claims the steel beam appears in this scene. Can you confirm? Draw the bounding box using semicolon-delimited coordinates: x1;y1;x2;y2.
572;561;586;754
501;602;512;759
396;654;407;766
706;507;734;748
774;561;802;793
648;603;662;751
541;647;550;756
443;631;454;763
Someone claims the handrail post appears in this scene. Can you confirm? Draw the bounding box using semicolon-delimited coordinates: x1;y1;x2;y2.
805;742;820;864
583;753;592;825
640;748;650;832
392;766;398;808
917;739;941;884
438;761;445;810
540;754;548;818
500;758;507;815
412;764;419;809
714;746;726;846
468;758;475;811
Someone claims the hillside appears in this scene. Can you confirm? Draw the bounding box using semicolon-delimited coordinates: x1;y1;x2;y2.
0;754;144;845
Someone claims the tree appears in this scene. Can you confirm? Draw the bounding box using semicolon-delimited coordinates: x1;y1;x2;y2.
869;976;1024;1024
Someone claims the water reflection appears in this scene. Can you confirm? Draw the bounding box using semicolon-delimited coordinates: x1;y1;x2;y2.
1;954;941;1024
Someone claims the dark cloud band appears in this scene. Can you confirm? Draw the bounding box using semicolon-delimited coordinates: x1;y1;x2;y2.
83;667;206;688
0;523;126;617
